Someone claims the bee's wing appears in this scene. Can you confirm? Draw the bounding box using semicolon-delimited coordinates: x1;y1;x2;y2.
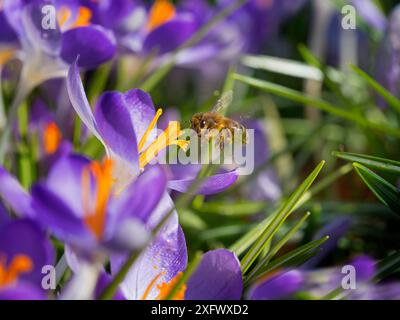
211;90;233;113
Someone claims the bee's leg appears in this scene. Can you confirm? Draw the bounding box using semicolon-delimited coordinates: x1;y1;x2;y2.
219;129;232;150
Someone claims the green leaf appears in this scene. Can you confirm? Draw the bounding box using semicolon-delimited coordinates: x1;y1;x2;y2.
233;73;400;138
374;251;400;282
334;151;400;175
240;161;325;274
353;163;400;214
241;54;323;81
87;62;112;105
245;211;311;284
193;201;267;217
350;64;400;114
251;236;329;282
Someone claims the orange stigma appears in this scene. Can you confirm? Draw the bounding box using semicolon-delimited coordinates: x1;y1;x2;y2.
0;254;33;287
44;122;62;155
82;159;113;240
146;0;176;32
58;6;92;30
141;271;186;300
0;49;15;66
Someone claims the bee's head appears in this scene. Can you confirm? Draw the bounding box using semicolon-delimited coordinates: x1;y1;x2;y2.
190;113;203;132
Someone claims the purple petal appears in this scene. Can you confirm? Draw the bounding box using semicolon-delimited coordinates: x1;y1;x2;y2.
61;25;116;69
108;165;167;229
143;16;198;55
117;89;156;145
94;272;125;300
88;0;136;30
31;183;95;248
94;91;139;168
0;283;47;300
248;269;304;300
0;219;54;287
66;59;102;141
351;0;387;32
111;210;187;300
46;154;90;217
186;249;242;300
0;10;18;43
103;218;149;253
24;0;62;56
0;202;10;225
0;166;35;218
349;255;376;282
167;168;239;195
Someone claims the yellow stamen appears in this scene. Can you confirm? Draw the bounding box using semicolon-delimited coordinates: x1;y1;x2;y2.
0;254;33;287
146;0;176;32
43;122;62;155
82;159;113;240
156;272;186;300
0;49;15;66
139;121;189;169
138;108;163;152
71;6;92;28
57;6;72;28
141;271;186;300
57;6;92;30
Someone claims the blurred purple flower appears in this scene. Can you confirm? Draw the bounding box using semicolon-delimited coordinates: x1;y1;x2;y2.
31;154;169;259
0;219;54;300
351;0;387;32
28;99;72;164
248;269;304;300
0;0;116;88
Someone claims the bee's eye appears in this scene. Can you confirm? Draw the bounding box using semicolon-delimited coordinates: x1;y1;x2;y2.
200;120;206;128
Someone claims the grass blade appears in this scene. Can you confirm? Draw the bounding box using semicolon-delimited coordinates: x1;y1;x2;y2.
350;64;400;114
353;163;400;214
252;236;329;283
240;161;325;274
334;151;400;175
245;211;311;284
233;73;400;138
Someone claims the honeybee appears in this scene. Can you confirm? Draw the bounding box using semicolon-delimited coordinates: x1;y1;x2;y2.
190;91;248;149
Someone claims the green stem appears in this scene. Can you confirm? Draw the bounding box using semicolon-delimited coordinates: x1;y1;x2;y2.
165;251;203;300
0;80;32;164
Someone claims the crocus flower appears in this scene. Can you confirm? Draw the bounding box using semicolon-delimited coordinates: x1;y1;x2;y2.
0;218;55;300
27;99;72;166
66;58;238;195
1;0;116;90
30;154;169;260
111;247;243;300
